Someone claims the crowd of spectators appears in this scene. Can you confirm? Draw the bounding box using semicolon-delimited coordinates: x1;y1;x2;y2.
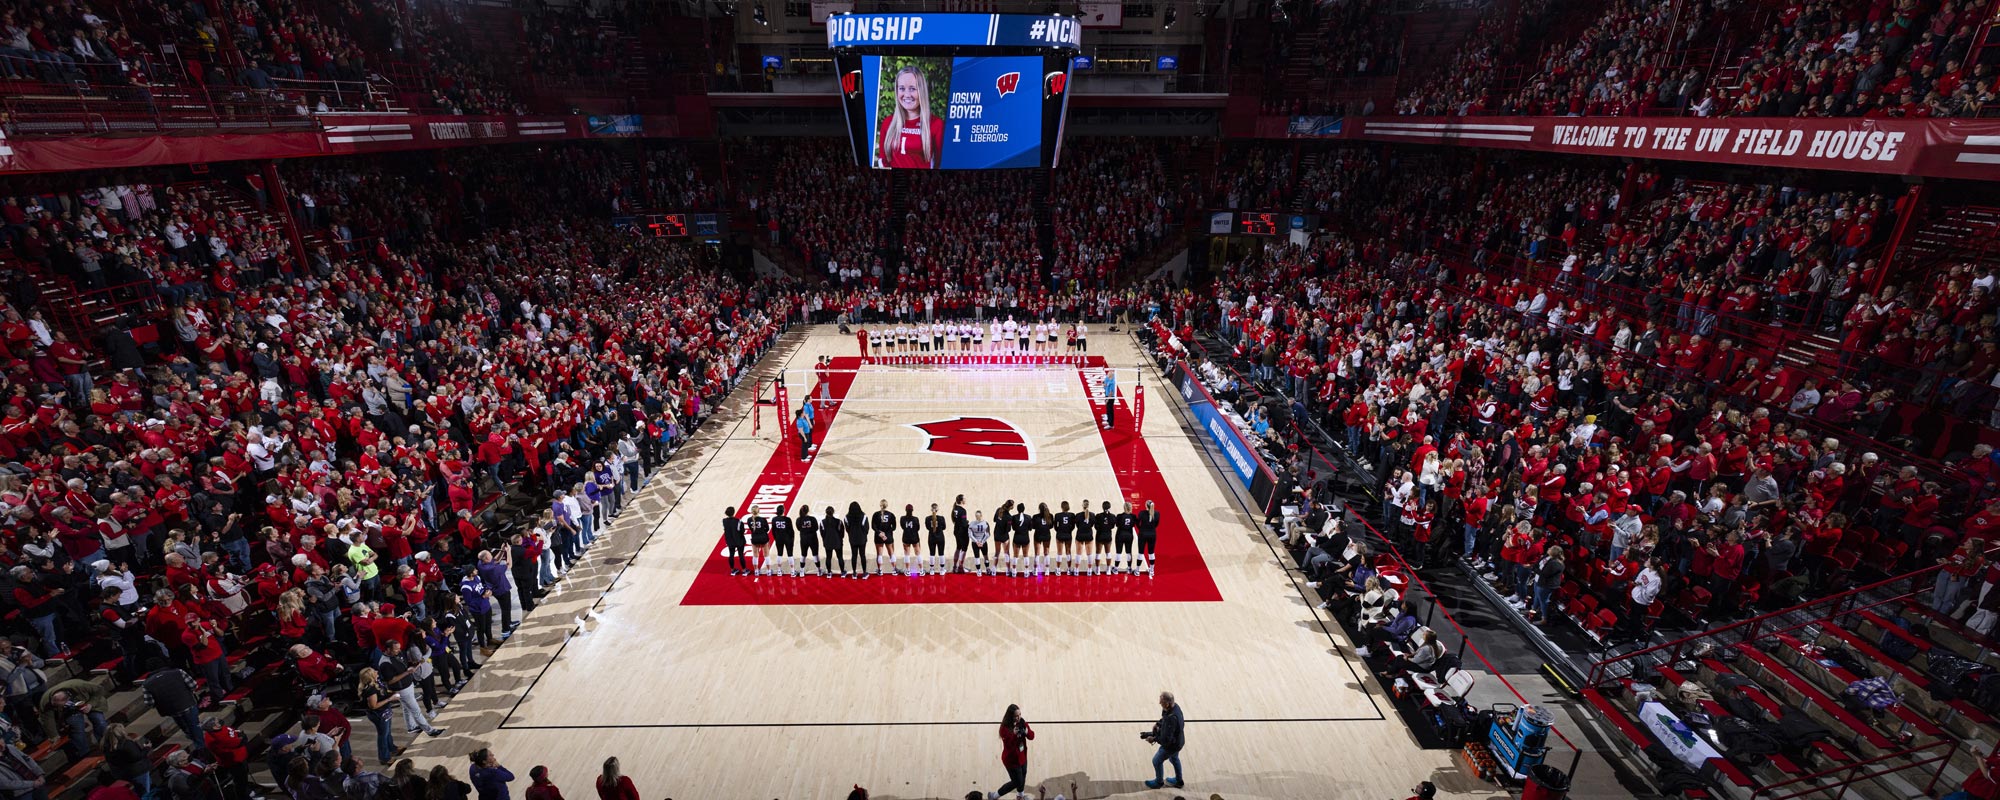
0;145;790;798
282;144;716;257
900;170;1040;292
0;174;296;313
517;0;618;82
1397;0;1996;117
1392;0;1561;117
1207;144;1294;212
0;0;535;116
0;0;156;87
1163;229;1993;652
1048;139;1186;291
1324;146;2000;435
736;138;891;288
1292;147;1386;221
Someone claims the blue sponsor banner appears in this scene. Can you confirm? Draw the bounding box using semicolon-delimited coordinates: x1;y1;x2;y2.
827;13;1082;49
1155;55;1179;71
1176;363;1259;490
762;55;784;70
1286;115;1344;138
587;115;642;137
1071;55;1093;70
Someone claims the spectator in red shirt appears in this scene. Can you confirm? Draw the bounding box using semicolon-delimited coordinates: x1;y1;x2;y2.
526;767;564;800
592;758;638;800
201;718;253;800
995;704;1034;798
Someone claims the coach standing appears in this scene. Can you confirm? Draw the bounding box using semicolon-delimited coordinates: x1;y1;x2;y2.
1142;691;1185;789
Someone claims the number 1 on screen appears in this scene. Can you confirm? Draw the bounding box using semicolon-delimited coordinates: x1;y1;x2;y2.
953;124;961;143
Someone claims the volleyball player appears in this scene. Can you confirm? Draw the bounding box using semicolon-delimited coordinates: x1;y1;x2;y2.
1016;320;1030;353
899;503;922;575
1115;502;1138;574
992;500;1014;577
821;506;847;577
915;322;929;353
1001;317;1016;352
722;507;748;576
959;322;973;353
1137;499;1161;577
1076;320;1089;353
924;503;947;575
871;500;897;576
869;329;883;358
932;323;944;353
1031;503;1054;577
1009;502;1031;577
1092;501;1116;575
746;507;772;578
950;495;970;573
1065;322;1078;355
968;510;992;575
1053;501;1077;575
770;504;795;577
797;505;820;577
846;501;870;579
987;319;1001;352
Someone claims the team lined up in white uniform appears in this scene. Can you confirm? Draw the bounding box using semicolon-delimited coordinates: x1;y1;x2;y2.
867;317;1088;356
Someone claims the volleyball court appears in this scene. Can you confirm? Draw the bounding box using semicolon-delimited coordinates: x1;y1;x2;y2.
679;346;1221;606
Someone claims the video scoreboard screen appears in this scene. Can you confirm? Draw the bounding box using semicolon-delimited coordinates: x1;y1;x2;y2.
831;13;1078;171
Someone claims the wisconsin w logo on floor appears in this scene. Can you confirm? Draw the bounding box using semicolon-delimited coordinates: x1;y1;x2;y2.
909;417;1034;463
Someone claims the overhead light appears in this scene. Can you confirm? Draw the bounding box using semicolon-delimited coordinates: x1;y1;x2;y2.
1163;4;1176;28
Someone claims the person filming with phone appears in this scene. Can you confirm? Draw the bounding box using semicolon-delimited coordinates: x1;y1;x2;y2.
989;704;1034;800
1142;691;1186;789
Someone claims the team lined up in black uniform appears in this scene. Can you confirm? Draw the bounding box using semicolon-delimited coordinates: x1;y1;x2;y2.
719;495;1163;578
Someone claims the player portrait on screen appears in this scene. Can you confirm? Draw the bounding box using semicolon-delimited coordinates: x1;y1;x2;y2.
874;61;948;169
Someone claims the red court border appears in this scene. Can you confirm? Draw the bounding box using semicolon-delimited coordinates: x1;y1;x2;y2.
679;357;1224;605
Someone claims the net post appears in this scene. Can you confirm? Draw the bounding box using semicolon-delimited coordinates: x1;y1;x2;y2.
1135;382;1145;432
775;381;790;443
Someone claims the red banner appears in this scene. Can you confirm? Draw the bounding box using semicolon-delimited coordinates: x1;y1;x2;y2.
1328;116;2000;180
0;113;676;174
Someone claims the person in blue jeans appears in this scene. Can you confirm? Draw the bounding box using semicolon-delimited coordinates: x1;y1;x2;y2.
357;670;398;765
1142;692;1185;789
1531;546;1567;623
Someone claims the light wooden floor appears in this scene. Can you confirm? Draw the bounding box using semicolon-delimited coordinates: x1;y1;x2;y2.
404;328;1507;800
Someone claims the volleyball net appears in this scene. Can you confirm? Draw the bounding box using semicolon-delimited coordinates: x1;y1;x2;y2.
752;359;1145;436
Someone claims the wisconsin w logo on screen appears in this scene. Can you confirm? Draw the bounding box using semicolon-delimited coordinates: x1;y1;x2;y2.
841;70;862;98
994;71;1021;97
